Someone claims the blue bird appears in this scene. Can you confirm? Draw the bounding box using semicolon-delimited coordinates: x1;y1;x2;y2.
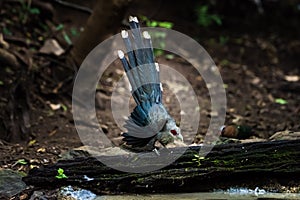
117;16;183;152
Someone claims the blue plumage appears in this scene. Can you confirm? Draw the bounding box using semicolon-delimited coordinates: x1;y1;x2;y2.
117;16;183;151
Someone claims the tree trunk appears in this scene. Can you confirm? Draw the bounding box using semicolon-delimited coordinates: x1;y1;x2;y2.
69;0;131;67
23;139;300;194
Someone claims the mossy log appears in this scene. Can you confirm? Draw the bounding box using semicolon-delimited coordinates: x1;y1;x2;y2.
23;139;300;194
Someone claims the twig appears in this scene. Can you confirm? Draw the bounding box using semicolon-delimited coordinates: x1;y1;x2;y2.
53;0;93;14
0;48;20;67
3;35;40;47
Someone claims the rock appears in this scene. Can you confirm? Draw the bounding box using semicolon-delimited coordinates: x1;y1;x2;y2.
59;146;131;160
29;191;44;200
29;190;58;200
0;169;26;198
269;130;300;141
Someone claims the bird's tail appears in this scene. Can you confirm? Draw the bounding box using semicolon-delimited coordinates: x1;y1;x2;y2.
118;16;162;105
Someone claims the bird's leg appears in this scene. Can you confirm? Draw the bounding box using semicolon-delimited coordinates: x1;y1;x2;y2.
153;148;160;156
157;142;172;154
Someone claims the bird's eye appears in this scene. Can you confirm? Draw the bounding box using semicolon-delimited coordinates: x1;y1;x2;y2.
170;129;177;135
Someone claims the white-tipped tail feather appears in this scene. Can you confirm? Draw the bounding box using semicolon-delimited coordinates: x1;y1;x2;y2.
155;63;160;72
143;31;151;39
117;50;124;59
129;16;139;23
121;30;128;38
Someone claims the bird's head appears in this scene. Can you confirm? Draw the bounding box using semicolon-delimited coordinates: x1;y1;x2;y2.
157;119;183;146
169;125;183;142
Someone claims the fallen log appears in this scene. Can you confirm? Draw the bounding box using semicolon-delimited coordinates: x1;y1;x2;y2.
23;139;300;194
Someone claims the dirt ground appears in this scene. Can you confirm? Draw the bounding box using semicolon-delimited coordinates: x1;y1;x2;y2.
0;0;300;175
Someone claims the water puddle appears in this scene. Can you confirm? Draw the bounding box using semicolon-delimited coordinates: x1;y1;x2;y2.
60;186;300;200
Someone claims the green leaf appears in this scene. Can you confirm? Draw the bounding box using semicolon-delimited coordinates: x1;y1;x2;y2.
3;27;12;35
141;15;173;29
165;54;175;60
29;8;40;14
61;104;68;112
158;22;173;29
62;31;72;45
275;98;287;105
149;21;158;27
211;15;222;25
56;168;68;179
70;28;79;36
56;24;64;31
154;49;164;57
56;173;68;179
0;81;4;85
139;15;148;21
196;5;222;27
17;159;27;165
199;5;208;14
28;140;36;146
58;168;64;174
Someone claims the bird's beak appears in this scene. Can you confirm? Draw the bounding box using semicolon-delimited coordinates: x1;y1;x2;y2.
176;133;184;142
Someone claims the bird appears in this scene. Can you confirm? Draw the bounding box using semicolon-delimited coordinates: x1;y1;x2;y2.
117;16;183;152
221;125;253;139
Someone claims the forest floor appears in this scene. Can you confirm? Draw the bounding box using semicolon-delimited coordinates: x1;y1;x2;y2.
0;0;299;180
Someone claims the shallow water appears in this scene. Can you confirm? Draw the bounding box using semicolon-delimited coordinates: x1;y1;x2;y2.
59;186;300;200
96;192;300;200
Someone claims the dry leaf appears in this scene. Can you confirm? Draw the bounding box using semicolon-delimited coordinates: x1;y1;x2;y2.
49;103;61;110
39;39;65;56
284;75;299;82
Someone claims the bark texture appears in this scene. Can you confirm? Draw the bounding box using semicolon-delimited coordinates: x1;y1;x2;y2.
23;139;300;194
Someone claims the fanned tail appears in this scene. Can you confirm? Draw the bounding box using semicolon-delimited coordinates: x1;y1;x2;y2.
117;16;166;149
118;16;162;105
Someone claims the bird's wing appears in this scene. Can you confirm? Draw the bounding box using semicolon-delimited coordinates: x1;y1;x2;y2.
122;104;168;147
124;102;168;138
